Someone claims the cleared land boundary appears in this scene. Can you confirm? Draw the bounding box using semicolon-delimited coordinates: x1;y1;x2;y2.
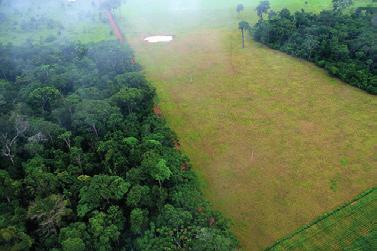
122;1;377;249
266;187;377;250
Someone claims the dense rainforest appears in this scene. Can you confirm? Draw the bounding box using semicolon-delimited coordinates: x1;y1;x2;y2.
253;7;377;94
0;41;238;250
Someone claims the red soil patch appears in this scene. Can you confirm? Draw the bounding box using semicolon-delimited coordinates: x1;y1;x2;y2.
153;106;162;117
174;141;181;150
197;207;204;213
181;162;189;171
106;10;125;43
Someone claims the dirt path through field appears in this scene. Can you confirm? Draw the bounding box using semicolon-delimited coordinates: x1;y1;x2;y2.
106;10;125;43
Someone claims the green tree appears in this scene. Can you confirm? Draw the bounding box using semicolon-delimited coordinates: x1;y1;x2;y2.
256;0;270;19
69;146;85;172
130;208;148;234
152;159;172;186
77;175;130;217
88;207;124;251
114;72;149;90
123;136;142;166
0;170;21;203
61;237;85;251
126;185;151;208
29;118;64;143
111;87;144;115
0;227;33;251
302;35;320;60
157;204;192;228
239;21;250;48
28;86;61;113
72;100;121;137
59;222;90;250
136;224;176;250
236;4;244;14
24;156;59;197
58;131;72;149
97;137;128;175
142;151;172;187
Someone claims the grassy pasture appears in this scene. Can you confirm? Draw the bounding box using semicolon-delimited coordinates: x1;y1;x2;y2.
0;0;111;45
122;0;377;249
268;187;377;250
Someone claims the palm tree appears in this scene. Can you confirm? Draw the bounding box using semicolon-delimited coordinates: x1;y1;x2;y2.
236;4;244;15
256;0;270;19
239;21;250;48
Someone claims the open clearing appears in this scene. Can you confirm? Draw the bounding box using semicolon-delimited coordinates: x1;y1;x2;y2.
268;187;377;250
122;0;377;249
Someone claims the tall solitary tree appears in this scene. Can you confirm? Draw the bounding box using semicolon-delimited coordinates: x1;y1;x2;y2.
236;4;244;15
239;21;250;48
256;0;270;19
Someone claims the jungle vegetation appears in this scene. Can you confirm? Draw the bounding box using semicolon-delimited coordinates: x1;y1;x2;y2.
252;2;377;94
0;41;238;250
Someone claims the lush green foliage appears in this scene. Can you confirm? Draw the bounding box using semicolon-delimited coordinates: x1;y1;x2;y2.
253;8;377;94
0;41;238;250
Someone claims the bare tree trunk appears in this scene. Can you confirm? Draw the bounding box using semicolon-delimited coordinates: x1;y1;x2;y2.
2;134;18;166
242;29;245;48
3;145;14;165
63;138;71;149
92;124;99;137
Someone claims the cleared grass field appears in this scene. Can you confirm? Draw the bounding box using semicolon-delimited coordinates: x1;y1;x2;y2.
268;187;377;250
122;0;377;249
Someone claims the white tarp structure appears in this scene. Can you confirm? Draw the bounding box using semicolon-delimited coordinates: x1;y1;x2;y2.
144;36;173;43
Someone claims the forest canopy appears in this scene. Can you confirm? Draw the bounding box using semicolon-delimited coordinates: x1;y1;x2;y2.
0;41;238;250
253;7;377;94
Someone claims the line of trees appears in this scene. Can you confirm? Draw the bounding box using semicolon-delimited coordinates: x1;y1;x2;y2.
0;40;238;250
252;1;377;94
